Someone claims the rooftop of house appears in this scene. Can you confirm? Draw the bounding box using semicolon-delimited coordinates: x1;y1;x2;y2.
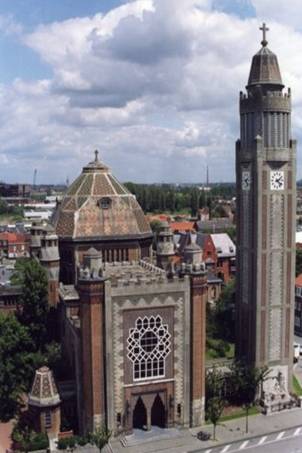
195;217;233;232
169;221;195;233
211;233;236;258
296;274;302;287
0;232;30;243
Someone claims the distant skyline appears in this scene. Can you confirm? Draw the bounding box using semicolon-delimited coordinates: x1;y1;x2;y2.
1;0;302;184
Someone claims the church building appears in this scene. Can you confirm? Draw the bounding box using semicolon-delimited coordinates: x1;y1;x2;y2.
31;152;207;435
236;24;296;403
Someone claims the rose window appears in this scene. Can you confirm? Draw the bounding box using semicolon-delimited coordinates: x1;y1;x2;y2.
127;315;171;381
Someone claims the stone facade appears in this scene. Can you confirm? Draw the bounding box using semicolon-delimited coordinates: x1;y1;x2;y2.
60;258;207;435
29;153;208;436
236;29;296;396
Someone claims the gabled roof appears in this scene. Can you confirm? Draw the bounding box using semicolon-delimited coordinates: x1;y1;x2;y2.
211;233;236;258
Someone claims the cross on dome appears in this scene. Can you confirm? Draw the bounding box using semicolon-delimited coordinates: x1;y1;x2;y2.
94;149;99;162
260;22;269;47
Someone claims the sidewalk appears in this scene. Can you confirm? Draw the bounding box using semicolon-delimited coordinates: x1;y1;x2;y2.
110;407;302;453
0;420;13;453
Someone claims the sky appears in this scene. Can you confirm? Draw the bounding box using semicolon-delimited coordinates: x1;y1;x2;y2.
1;0;302;184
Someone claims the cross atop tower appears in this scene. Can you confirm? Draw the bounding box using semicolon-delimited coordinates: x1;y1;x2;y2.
260;22;269;47
94;149;99;162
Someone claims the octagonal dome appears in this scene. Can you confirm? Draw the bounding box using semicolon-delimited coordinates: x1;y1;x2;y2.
52;151;152;241
247;46;283;89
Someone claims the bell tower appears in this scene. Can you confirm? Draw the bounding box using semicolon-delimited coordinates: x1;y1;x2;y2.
236;25;296;393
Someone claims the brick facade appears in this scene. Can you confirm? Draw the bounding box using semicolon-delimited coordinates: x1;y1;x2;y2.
78;278;106;432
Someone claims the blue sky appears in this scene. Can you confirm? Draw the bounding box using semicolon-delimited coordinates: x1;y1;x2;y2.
1;0;302;184
0;0;124;82
0;0;255;83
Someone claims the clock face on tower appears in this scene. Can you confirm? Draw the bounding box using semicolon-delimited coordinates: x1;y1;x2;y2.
270;170;284;191
242;171;251;191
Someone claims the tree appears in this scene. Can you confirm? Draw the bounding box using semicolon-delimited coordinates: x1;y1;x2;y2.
190;189;200;217
206;367;226;440
12;424;49;452
150;220;162;236
206;397;225;440
92;425;111;452
214;279;236;342
0;314;39;421
13;259;49;350
229;361;268;433
225;226;236;243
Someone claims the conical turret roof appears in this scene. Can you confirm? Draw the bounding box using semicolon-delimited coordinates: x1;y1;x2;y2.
28;366;60;408
247;23;283;89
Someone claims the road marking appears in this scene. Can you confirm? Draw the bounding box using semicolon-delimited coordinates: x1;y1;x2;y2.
257;436;267;445
238;440;249;450
204;450;212;453
221;446;231;453
294;427;302;436
276;431;285;440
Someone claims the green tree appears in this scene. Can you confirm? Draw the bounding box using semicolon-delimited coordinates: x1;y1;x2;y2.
0;199;24;219
150;220;162;236
229;361;268;433
215;279;236;342
13;259;49;350
12;424;49;452
190;189;200;217
0;314;38;421
225;226;236;243
45;341;61;370
206;397;225;440
206;367;225;440
92;425;111;452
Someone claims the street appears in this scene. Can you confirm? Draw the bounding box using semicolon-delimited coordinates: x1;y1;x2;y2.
191;426;302;453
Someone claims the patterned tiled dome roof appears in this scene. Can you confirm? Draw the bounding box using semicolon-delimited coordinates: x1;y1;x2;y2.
28;366;60;408
52;151;152;240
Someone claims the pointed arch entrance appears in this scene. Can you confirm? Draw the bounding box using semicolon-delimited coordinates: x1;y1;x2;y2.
151;394;166;428
133;396;147;430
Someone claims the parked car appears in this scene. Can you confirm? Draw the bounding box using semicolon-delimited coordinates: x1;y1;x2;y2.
197;431;211;441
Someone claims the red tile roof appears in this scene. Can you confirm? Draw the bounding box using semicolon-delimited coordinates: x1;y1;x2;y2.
296;274;302;287
169;221;195;233
147;214;171;222
0;232;29;244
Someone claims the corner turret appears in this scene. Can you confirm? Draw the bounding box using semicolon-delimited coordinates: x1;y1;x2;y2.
156;222;175;271
40;225;60;307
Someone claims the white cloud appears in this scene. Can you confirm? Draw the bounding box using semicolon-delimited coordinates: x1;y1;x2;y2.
1;0;302;183
251;0;302;30
0;14;23;36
